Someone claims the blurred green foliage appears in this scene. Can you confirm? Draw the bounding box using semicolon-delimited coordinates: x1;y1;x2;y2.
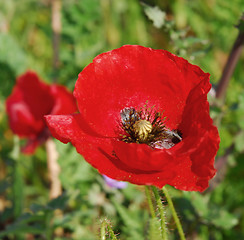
0;0;244;239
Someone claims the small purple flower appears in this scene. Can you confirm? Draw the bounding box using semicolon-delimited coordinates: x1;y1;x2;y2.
103;175;128;189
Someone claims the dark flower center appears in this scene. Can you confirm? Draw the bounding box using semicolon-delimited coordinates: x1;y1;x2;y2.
120;105;182;149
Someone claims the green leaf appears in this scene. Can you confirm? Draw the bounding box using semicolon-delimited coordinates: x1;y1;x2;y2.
0;213;46;238
48;194;69;210
0;62;16;98
208;209;239;230
29;203;46;214
0;33;27;75
143;4;166;28
218;127;233;155
236;14;244;33
112;198;141;230
0;223;45;237
55;140;95;190
234;131;244;152
183;192;210;217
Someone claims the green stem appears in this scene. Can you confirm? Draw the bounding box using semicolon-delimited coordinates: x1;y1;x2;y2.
45;212;53;240
101;219;118;240
145;186;156;219
101;219;106;240
162;186;186;240
151;186;168;240
106;224;118;240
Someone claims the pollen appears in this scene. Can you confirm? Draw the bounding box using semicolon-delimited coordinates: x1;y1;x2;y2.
133;119;152;141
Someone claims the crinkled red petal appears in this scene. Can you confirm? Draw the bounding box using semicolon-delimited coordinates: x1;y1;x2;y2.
113;141;176;172
6;71;77;153
6;71;54;137
46;45;219;191
45;114;176;186
6;87;44;137
74;45;210;137
176;78;219;180
45;112;218;191
16;71;54;120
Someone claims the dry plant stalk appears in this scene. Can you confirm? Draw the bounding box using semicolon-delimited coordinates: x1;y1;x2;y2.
46;138;62;199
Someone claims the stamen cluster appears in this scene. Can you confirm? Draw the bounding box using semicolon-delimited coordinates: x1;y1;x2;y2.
120;105;169;145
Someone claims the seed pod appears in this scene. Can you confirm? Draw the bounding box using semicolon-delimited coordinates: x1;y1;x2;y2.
133;119;153;141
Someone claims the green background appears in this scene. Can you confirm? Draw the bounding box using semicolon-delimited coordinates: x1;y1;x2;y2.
0;0;244;239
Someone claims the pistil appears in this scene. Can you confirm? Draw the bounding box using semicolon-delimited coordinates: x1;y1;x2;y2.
133;119;152;141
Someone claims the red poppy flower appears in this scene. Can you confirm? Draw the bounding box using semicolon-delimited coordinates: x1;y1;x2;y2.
6;71;77;154
45;45;219;191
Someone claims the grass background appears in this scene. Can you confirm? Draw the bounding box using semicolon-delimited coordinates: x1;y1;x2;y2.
0;0;244;239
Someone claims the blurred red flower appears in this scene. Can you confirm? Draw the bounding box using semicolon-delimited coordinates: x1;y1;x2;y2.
45;45;219;191
6;71;77;154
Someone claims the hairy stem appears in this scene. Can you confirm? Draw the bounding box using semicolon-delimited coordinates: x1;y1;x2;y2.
151;186;168;240
101;218;118;240
100;220;106;240
162;186;186;240
145;186;156;219
107;224;118;240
